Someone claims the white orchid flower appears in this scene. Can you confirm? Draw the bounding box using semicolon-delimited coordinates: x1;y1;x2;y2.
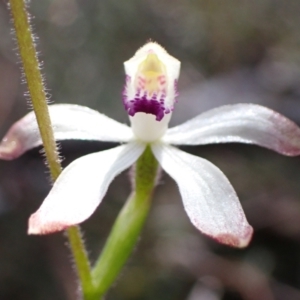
1;42;300;248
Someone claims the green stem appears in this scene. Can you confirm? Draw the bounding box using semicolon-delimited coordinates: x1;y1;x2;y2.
67;227;94;299
8;1;93;298
92;146;158;298
9;0;60;180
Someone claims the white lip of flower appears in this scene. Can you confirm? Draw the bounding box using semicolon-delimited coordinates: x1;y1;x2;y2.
1;42;300;248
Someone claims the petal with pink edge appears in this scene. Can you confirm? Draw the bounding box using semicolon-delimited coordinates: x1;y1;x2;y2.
28;142;145;234
151;143;253;248
0;104;133;160
164;104;300;156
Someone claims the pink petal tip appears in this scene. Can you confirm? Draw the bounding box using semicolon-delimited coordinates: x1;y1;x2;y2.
215;225;253;248
28;212;68;235
269;111;300;156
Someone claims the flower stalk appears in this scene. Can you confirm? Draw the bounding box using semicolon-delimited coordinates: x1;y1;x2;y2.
92;146;158;298
8;0;94;298
9;0;60;179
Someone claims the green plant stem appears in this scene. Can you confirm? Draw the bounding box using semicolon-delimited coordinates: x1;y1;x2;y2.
9;0;60;180
67;227;94;299
9;1;93;298
92;146;158;298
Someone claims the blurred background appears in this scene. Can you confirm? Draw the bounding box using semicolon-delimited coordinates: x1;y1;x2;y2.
0;0;300;299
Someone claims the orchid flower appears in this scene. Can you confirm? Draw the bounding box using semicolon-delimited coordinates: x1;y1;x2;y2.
1;42;300;248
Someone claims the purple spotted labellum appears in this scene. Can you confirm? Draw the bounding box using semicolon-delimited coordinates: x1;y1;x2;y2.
123;43;179;122
1;42;300;248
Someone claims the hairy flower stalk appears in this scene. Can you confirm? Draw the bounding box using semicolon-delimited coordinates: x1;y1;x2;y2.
8;1;94;298
2;37;300;297
8;0;61;179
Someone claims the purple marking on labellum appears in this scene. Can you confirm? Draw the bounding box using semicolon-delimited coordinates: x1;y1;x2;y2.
124;94;166;121
122;77;179;121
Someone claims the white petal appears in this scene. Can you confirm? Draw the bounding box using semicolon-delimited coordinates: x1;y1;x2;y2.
164;104;300;156
0;104;133;160
151;143;253;248
28;142;145;234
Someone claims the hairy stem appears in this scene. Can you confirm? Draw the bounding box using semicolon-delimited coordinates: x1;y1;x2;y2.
9;0;60;179
9;1;93;298
67;226;94;299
